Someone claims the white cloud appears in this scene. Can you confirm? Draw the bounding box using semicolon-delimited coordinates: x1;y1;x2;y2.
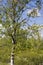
27;8;41;17
0;24;2;27
2;35;5;38
40;30;43;38
0;24;3;29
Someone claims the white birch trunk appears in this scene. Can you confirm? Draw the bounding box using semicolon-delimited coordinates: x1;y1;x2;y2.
11;47;14;65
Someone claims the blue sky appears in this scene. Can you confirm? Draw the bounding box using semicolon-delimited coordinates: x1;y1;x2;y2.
1;0;43;25
0;0;43;37
23;0;43;25
33;6;43;25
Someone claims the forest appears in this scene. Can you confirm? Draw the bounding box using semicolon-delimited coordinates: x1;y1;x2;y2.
0;0;43;65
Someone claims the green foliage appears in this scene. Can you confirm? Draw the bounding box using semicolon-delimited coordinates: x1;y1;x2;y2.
0;0;43;65
0;32;43;65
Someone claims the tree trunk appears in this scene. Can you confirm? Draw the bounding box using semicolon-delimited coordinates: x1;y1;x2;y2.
11;52;14;65
11;45;15;65
11;0;16;65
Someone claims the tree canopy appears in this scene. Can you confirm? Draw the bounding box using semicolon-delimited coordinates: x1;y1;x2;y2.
0;0;43;65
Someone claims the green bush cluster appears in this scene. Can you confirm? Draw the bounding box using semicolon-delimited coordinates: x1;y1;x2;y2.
0;37;43;65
